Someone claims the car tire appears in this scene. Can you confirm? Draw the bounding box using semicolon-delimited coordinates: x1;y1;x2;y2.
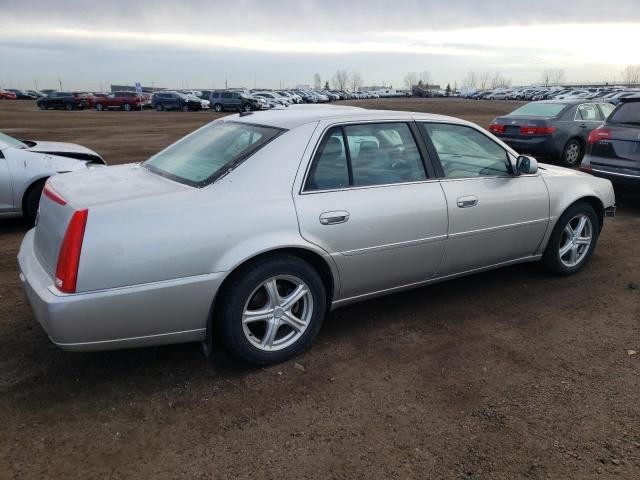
542;201;599;276
66;103;75;111
216;255;327;365
561;139;583;167
38;103;46;110
213;103;223;112
242;103;252;112
123;103;132;111
96;103;104;111
155;104;164;111
182;105;190;112
23;180;46;223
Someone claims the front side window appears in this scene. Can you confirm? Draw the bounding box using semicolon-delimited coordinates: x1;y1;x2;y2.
304;123;426;191
420;123;511;179
144;121;283;187
599;103;614;119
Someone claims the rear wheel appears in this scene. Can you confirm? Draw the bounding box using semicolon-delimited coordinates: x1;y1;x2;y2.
182;105;190;112
95;103;104;111
213;103;223;112
23;180;45;223
66;103;75;111
38;103;47;110
155;103;164;111
542;201;599;275
123;103;132;111
242;103;252;112
216;255;326;365
561;139;583;167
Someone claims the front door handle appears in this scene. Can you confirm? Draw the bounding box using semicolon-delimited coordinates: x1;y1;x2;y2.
579;123;588;128
319;211;350;225
457;196;478;208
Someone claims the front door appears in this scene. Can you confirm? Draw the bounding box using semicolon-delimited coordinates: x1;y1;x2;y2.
294;121;448;301
0;152;15;212
418;122;549;276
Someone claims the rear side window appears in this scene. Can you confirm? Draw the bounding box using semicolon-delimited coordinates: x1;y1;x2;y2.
607;101;640;125
143;121;284;187
304;123;426;191
420;123;511;178
576;104;601;121
508;103;566;117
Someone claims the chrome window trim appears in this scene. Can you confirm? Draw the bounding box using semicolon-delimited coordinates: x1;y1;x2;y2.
592;168;640;179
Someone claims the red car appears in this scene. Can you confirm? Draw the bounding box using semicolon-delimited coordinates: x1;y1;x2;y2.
88;91;145;111
0;89;18;100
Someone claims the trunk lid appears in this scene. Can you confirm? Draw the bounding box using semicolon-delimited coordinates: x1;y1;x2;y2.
33;163;189;276
490;116;554;138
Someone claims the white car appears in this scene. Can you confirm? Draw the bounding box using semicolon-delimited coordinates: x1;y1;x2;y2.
0;132;105;220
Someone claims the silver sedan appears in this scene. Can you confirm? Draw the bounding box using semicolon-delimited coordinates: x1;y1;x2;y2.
18;106;616;364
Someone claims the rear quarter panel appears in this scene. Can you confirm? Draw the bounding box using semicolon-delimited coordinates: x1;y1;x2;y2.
76;121;339;293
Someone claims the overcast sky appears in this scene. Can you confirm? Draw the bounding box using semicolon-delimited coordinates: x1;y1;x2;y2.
1;0;638;91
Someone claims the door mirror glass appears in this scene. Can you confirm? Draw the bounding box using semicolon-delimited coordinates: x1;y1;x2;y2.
515;155;538;175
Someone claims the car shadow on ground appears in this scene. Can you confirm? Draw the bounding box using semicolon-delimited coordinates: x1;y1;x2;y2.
3;260;552;409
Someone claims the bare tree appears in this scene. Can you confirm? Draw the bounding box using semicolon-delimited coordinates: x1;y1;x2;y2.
623;65;640;86
462;71;478;89
332;70;349;91
313;73;322;91
419;70;432;87
404;72;418;90
490;71;510;89
478;71;491;90
542;68;565;86
351;71;363;92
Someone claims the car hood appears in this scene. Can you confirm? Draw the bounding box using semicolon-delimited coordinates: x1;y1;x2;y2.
537;163;592;178
24;140;104;161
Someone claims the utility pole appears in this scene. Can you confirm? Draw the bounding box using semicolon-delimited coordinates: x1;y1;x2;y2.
34;79;38;91
58;78;62;91
225;78;228;89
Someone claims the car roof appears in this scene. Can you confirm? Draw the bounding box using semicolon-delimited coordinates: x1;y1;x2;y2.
620;95;640;103
529;99;596;105
225;104;467;130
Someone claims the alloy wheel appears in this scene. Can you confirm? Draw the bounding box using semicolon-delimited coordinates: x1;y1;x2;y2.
564;142;581;165
558;214;593;267
242;275;313;352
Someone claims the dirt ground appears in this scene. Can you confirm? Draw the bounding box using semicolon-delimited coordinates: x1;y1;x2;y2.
0;99;639;479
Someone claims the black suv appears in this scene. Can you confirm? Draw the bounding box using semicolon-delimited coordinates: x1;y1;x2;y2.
152;91;201;112
37;92;88;110
581;96;640;190
209;90;264;112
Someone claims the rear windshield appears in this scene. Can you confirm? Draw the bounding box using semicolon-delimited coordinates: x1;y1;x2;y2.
508;103;566;117
607;101;640;125
143;121;284;187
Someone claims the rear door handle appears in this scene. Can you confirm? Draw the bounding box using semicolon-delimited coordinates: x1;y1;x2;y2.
457;196;478;208
319;211;350;225
579;123;588;128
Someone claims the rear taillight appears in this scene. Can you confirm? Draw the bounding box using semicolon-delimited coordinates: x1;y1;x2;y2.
519;126;556;135
489;123;505;134
43;182;67;205
55;209;89;294
579;165;593;173
587;128;611;144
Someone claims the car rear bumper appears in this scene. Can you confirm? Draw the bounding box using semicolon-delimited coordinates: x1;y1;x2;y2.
18;229;225;352
590;168;640;190
498;136;557;158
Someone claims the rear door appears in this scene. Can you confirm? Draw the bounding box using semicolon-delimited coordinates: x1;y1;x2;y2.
574;103;604;143
294;120;448;300
418;122;549;275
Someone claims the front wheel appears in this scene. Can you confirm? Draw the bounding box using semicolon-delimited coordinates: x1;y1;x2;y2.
216;255;326;365
242;103;252;112
155;103;164;111
542;201;599;275
213;103;223;112
561;139;583;167
182;105;190;112
95;103;104;111
24;181;45;223
123;103;132;111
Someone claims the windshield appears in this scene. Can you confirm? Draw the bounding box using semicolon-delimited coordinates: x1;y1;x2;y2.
508;103;566;117
607;101;640;125
143;121;284;187
0;132;28;149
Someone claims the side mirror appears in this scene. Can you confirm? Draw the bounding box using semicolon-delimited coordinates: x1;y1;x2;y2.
515;155;538;175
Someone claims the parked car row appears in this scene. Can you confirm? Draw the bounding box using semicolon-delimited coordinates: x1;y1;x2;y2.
463;86;640;103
